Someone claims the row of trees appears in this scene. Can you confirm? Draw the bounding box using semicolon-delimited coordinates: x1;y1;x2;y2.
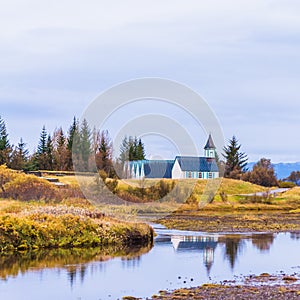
0;115;146;175
0;116;80;171
1;114;298;186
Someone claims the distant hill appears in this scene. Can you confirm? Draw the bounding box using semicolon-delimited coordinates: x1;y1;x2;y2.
247;162;300;180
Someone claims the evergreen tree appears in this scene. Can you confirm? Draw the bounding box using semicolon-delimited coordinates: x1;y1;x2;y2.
53;128;68;171
66;117;78;170
119;136;146;162
0;116;11;165
77;119;92;171
136;138;146;160
37;126;47;155
10;138;29;170
119;136;129;163
67;117;78;152
222;136;248;179
46;134;54;170
128;136;136;161
36;126;48;169
95;130;113;175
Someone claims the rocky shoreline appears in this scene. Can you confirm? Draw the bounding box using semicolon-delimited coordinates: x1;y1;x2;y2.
124;273;300;299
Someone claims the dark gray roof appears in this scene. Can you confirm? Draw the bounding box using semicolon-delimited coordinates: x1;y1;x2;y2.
130;160;174;178
176;240;218;251
175;156;219;172
204;134;216;149
144;160;174;178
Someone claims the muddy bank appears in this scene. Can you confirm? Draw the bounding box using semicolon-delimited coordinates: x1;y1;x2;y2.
145;273;300;299
159;211;300;232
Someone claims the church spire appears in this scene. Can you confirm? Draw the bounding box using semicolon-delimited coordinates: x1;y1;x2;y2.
204;134;216;158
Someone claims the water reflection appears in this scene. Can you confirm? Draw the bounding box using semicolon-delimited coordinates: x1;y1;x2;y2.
222;237;244;269
251;233;274;252
171;235;218;274
1;229;300;300
291;232;300;240
0;244;153;283
156;230;277;273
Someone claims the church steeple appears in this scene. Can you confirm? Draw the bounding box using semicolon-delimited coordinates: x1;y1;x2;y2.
204;134;216;158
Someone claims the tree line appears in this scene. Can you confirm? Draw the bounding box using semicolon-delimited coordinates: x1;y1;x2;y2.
0;116;146;176
1;114;298;186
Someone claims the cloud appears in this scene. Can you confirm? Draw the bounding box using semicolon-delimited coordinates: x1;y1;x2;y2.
1;0;300;162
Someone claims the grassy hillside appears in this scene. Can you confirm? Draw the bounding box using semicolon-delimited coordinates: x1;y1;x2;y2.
0;167;153;252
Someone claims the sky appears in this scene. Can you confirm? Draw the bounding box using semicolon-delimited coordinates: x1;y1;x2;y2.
1;0;300;163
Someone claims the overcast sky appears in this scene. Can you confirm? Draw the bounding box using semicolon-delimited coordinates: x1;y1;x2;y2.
1;0;300;163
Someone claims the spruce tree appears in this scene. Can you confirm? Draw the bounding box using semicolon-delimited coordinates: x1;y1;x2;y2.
36;126;48;169
119;135;146;162
37;126;47;155
66;117;78;170
136;138;146;160
46;134;54;170
53;128;67;171
10;138;29;170
96;130;113;175
0;116;11;165
79;119;92;171
119;136;129;163
222;136;248;179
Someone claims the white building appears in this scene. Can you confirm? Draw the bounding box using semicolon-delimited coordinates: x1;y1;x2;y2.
128;134;219;179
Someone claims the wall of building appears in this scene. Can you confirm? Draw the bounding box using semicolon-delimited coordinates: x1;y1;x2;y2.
181;171;219;179
172;159;184;179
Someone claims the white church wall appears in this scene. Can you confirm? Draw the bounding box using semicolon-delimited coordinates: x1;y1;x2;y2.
172;159;184;179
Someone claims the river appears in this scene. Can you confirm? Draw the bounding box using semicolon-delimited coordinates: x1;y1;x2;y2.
1;225;300;299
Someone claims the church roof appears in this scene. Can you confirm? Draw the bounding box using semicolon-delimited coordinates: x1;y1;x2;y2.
175;156;219;172
144;160;174;178
204;134;216;149
130;160;174;178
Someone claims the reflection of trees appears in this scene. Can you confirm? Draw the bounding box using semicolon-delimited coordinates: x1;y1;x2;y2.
219;236;244;269
290;232;300;240
121;255;141;269
251;234;275;252
67;264;88;287
0;244;153;283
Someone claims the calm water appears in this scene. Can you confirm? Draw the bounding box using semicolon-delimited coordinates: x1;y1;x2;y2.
1;225;300;300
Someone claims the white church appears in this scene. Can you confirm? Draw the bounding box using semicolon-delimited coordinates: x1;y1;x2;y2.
125;134;219;179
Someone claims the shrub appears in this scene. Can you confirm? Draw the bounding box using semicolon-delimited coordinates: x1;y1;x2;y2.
3;174;60;202
0;165;17;193
105;178;118;194
0;212;153;251
99;170;108;181
220;191;228;202
242;158;278;187
239;192;273;204
278;181;296;188
0;165;60;202
0;214;100;251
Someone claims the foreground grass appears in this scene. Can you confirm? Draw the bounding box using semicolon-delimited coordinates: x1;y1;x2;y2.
0;200;153;252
